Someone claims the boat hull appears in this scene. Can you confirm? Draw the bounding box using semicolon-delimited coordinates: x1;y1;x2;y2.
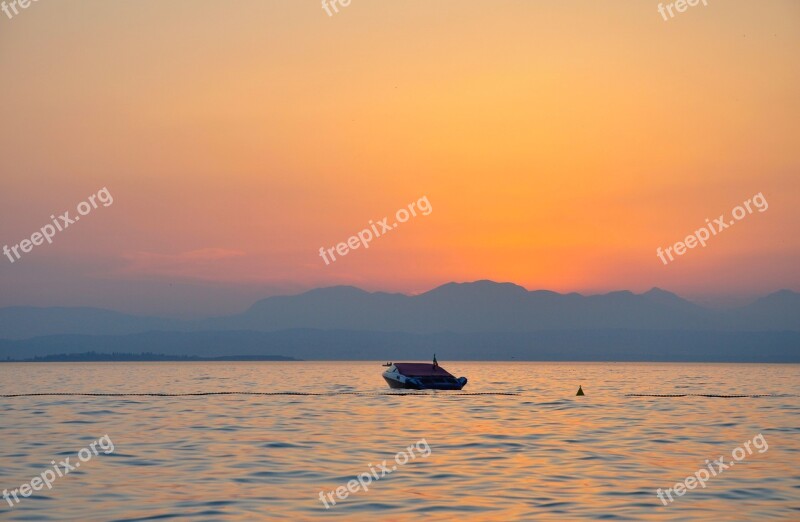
383;374;422;389
382;370;467;390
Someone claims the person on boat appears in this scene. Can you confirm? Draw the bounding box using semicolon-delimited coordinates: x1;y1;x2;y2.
433;353;438;370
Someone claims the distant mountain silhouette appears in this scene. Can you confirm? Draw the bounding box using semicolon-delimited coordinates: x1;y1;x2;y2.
1;281;798;340
0;306;182;340
208;281;796;333
0;329;797;362
728;289;800;330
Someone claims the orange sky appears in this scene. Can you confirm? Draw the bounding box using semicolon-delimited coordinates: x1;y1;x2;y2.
1;1;798;316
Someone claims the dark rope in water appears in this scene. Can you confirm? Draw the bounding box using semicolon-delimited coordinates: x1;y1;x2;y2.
0;392;788;399
626;393;781;398
0;391;520;398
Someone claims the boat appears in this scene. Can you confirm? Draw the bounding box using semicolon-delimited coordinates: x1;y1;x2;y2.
382;359;468;390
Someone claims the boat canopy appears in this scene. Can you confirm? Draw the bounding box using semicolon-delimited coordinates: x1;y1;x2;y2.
393;363;455;378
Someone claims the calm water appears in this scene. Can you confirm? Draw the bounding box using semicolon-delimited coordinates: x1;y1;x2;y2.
0;362;798;521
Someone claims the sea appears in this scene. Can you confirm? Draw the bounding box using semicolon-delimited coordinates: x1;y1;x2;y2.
0;362;798;521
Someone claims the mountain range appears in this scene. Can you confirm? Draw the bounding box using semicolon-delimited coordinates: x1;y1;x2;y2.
1;281;798;361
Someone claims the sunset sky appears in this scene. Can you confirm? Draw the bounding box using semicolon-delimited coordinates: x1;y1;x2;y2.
1;1;798;317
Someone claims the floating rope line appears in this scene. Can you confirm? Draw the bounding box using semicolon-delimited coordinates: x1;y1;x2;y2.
0;391;520;398
0;392;788;399
626;393;782;398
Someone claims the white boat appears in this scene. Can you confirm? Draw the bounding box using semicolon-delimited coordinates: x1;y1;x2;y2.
382;360;467;390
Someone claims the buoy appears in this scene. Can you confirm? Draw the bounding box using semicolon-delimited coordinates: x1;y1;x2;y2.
576;385;585;396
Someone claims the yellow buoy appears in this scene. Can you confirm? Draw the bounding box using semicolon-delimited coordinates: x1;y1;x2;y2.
576;385;585;396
